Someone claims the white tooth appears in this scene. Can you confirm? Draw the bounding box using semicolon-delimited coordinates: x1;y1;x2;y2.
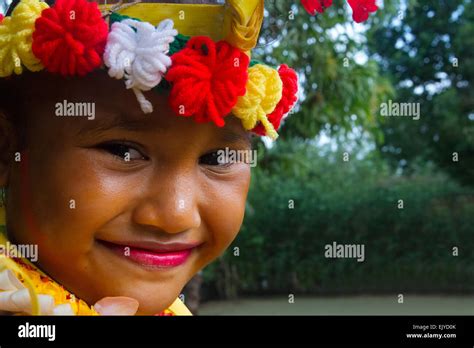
0;269;25;291
0;290;21;312
53;303;74;315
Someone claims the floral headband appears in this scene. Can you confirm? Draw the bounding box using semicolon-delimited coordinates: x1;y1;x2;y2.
0;0;300;140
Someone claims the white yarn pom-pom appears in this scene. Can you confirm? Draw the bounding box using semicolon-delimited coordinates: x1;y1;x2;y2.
104;18;178;114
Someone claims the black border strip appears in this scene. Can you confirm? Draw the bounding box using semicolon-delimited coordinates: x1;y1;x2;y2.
0;315;473;345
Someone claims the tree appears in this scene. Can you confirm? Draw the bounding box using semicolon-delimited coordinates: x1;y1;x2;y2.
367;0;474;185
254;0;392;140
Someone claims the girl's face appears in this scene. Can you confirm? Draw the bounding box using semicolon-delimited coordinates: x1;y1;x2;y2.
1;72;251;315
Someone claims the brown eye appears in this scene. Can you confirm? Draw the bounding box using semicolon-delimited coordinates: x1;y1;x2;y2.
199;151;229;166
98;142;147;161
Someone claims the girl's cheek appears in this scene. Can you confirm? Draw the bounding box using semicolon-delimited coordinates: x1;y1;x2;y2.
203;172;250;254
25;152;123;252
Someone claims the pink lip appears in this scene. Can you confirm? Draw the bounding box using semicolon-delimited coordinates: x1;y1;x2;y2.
99;240;200;268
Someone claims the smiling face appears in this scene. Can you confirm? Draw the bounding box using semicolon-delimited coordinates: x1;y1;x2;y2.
0;71;251;315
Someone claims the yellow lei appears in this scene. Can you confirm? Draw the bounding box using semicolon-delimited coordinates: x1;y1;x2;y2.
0;206;191;316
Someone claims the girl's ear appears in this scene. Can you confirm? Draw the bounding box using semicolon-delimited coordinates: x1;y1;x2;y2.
0;111;17;187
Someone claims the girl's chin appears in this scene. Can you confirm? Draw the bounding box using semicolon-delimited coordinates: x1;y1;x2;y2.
122;290;181;315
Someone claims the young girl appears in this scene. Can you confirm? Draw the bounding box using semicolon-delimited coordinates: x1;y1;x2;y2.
0;0;298;315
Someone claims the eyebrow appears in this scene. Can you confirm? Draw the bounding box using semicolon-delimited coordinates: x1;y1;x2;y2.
218;128;252;147
76;112;252;147
76;112;159;137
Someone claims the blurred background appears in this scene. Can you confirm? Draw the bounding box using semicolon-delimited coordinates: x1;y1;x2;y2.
183;0;474;315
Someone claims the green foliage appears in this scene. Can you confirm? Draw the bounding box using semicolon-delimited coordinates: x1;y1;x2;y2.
203;141;474;297
253;0;393;139
202;0;474;299
367;0;474;185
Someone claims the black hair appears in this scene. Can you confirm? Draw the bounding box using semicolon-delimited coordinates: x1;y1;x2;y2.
0;80;27;150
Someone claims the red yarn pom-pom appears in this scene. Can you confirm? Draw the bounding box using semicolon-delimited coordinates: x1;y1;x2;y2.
252;64;298;136
166;36;249;127
32;0;108;76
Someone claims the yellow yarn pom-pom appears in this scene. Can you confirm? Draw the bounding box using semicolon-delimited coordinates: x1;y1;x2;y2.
0;0;48;77
232;64;283;140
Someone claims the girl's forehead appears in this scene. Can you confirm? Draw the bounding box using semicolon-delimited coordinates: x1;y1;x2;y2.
76;105;250;142
18;73;250;146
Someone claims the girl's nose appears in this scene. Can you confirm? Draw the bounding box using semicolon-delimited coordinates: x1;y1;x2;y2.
131;172;201;235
